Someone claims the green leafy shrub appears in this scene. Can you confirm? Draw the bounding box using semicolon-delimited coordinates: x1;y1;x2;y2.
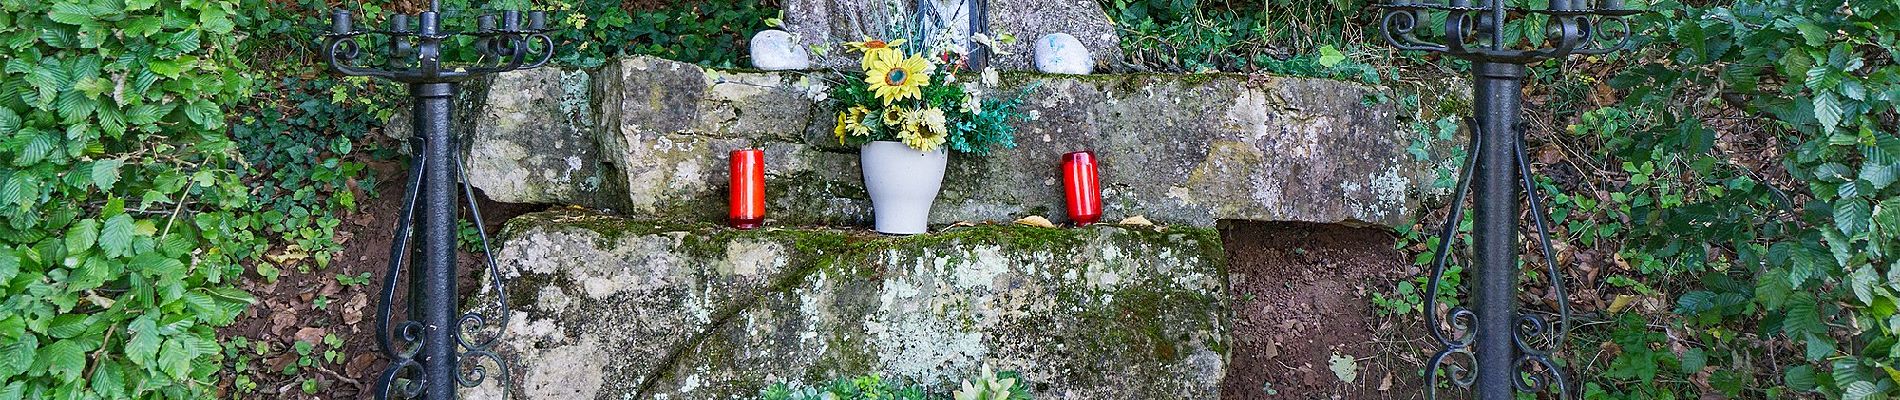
1096;0;1382;77
544;0;780;68
1564;0;1900;397
0;0;260;397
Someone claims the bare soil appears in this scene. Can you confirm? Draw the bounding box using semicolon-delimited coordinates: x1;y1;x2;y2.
1220;220;1427;400
218;155;541;399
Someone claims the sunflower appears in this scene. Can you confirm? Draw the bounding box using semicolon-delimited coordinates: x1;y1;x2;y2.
897;108;948;153
833;106;871;144
865;52;931;106
844;38;906;67
882;107;906;126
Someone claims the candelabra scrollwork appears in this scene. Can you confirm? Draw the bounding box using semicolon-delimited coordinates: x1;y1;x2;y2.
1420;119;1575;399
1378;0;1638;63
322;5;554;84
1380;0;1637;397
371;134;514;399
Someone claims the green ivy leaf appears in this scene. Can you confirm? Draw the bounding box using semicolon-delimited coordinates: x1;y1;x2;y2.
157;337;192;381
64;218;97;253
1784;296;1825;336
1814;92;1844;132
1837;198;1873;236
1785;365;1817;391
1679;348;1707;373
1756;268;1793;309
0;249;17;283
67;256;110;292
14;132;55;166
1850;267;1879;305
182;98;219;129
1317;45;1346;68
1878;198;1900;240
43;314;88;339
130;253;183;279
1842;380;1880;400
1804;333;1836;361
124;316;158;367
1815;162;1853;183
46;3;96;26
36;338;85;382
89;359;125;398
0;174;40;210
98;214;134;258
91;159;122;192
0;332;35;378
0;107;18;134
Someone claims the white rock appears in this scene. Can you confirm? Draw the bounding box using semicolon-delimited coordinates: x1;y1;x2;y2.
1033;33;1092;75
749;30;810;71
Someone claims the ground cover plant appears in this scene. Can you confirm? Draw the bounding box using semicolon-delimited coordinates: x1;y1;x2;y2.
1358;0;1900;398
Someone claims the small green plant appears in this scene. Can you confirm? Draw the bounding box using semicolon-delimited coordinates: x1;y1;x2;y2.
759;367;1032;400
953;365;1030;400
457;218;486;253
338;271;374;286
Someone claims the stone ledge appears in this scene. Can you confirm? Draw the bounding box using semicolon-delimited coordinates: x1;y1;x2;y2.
400;56;1437;229
464;210;1229;399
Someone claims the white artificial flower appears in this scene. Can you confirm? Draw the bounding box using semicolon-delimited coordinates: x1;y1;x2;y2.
961;82;984;115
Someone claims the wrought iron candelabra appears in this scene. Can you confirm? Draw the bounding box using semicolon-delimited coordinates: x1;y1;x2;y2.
321;2;554;398
1375;0;1638;398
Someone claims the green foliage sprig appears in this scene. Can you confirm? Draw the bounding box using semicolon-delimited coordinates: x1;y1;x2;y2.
826;42;1035;155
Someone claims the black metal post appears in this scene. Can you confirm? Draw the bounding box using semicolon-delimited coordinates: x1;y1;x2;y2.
415;83;460;399
1471;62;1523;399
322;4;552;399
1374;1;1641;398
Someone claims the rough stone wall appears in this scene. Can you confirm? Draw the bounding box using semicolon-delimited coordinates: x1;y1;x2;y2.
778;0;1122;71
401;56;1438;230
463;211;1229;399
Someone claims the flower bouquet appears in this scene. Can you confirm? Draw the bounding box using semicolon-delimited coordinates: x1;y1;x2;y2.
827;38;1033;234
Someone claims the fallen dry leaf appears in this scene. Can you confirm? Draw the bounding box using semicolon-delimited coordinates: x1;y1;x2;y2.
1014;215;1056;228
346;353;380;379
342;293;369;325
1606;294;1636;314
294;327;326;344
1118;215;1154;226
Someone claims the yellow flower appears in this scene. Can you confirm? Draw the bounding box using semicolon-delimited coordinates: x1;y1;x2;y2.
865;52;931;106
882;107;905;125
845;38;907;66
834;106;872;144
897;108;947;153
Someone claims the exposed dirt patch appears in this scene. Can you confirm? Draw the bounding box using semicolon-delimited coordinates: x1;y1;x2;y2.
219;154;543;399
1220;220;1425;399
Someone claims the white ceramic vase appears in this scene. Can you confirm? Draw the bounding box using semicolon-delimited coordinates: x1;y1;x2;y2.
860;141;948;235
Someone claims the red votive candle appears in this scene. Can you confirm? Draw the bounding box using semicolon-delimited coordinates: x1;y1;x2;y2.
1062;151;1102;226
729;149;766;229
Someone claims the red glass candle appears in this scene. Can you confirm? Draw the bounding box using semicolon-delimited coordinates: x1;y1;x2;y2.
1062;151;1102;226
729;149;766;229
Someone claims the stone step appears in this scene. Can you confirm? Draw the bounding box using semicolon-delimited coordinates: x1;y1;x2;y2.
391;56;1452;229
462;210;1228;399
